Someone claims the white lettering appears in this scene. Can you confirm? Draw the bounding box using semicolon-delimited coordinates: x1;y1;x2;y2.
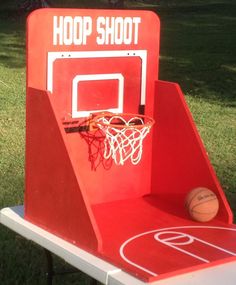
114;17;123;45
96;16;141;45
53;16;63;45
96;17;105;45
105;17;115;45
123;17;133;44
53;16;92;46
83;16;92;45
63;16;73;45
133;17;141;44
73;16;83;45
53;16;141;46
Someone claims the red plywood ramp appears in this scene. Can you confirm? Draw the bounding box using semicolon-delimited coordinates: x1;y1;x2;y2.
152;80;232;224
91;80;236;282
93;195;236;282
25;87;102;251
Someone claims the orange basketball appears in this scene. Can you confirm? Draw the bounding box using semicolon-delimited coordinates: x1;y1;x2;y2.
185;187;219;222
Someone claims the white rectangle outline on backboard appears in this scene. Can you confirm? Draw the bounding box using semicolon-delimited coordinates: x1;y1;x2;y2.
72;73;124;118
47;50;147;107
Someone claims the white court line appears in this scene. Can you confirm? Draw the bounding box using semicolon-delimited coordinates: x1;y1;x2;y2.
155;231;209;263
119;246;158;277
119;226;236;277
155;230;236;263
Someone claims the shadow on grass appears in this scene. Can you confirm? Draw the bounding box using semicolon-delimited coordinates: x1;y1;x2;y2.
0;10;26;69
0;2;235;105
0;225;94;284
0;226;44;285
156;2;236;106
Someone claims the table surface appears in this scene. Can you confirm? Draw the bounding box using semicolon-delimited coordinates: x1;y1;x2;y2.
1;205;236;285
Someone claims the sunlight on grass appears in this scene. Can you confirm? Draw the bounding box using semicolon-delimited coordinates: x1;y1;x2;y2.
221;64;236;73
186;95;236;192
0;66;25;208
0;18;26;208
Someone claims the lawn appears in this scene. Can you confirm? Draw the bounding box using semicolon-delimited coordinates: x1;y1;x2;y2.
0;0;235;284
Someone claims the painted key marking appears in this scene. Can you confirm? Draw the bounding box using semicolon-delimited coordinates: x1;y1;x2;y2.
120;226;236;277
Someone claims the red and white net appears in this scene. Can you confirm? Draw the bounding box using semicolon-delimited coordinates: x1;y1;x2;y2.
93;113;154;165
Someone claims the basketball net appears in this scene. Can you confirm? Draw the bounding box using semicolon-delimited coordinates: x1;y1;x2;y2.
92;113;155;165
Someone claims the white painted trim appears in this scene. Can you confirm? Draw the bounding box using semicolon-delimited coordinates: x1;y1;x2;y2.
47;50;147;113
72;73;124;118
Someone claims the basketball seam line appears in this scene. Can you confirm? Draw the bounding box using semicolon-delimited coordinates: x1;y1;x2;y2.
185;189;208;209
191;210;218;215
190;198;218;212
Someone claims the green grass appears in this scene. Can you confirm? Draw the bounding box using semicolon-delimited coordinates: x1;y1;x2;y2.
0;17;25;208
0;0;236;284
157;1;236;208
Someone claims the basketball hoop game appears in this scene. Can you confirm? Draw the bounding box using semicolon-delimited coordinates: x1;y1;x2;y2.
24;8;236;282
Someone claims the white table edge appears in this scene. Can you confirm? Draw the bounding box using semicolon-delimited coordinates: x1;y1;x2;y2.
1;205;236;285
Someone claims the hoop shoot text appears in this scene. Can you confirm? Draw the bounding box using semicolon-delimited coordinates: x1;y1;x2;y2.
53;16;141;46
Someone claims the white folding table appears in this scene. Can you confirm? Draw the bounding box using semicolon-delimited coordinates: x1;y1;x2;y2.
1;206;236;285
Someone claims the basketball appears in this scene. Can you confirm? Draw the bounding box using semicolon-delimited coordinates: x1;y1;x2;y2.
185;187;219;222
